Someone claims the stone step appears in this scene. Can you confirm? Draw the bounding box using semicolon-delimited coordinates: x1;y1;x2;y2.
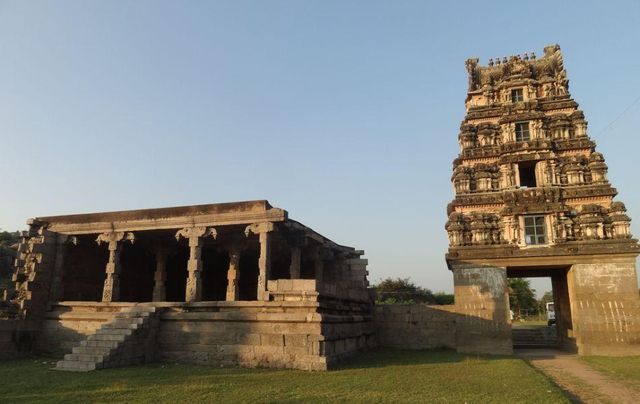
103;318;144;328
96;327;135;336
80;339;120;348
73;346;113;356
55;360;100;371
512;328;558;347
57;306;159;372
115;312;153;319
64;353;106;362
87;333;127;342
121;307;156;314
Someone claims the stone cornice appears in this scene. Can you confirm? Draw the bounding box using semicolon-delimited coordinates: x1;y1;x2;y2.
42;209;288;235
449;185;618;212
447;238;640;265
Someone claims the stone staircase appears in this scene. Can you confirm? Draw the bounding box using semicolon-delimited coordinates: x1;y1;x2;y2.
512;327;558;348
55;305;159;371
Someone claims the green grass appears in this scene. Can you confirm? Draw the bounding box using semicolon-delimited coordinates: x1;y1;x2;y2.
0;349;568;403
582;356;640;390
512;320;549;329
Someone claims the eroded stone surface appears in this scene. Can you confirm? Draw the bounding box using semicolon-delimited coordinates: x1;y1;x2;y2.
446;45;640;355
2;200;373;370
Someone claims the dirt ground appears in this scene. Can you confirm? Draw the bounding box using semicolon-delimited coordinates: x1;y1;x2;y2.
516;349;640;404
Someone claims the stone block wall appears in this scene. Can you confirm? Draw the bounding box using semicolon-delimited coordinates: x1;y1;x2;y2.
157;304;329;370
568;259;640;355
0;319;39;359
158;279;374;370
373;304;457;349
452;265;512;355
33;279;375;370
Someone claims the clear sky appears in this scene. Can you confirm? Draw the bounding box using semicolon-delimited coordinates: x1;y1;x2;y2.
1;1;639;295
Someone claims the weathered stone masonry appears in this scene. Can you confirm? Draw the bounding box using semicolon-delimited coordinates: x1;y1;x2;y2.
446;44;640;355
4;200;374;370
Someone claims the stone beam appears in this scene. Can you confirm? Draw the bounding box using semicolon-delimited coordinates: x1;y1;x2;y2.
45;209;287;235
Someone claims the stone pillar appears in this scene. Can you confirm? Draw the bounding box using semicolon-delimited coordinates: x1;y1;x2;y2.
225;247;241;301
96;232;135;302
289;246;301;279
176;227;217;303
257;231;272;301
313;246;324;282
567;259;640;355
152;247;169;302
49;234;76;302
245;222;274;301
452;264;512;355
551;271;574;350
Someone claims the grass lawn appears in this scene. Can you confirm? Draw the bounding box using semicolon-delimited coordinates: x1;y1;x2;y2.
512;320;549;329
582;356;640;391
0;349;567;403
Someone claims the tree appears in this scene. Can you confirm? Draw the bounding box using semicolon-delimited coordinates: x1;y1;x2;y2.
374;277;435;305
433;292;454;305
539;291;553;305
0;230;20;296
508;278;538;316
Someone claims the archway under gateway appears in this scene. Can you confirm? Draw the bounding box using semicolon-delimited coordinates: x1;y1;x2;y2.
507;266;573;351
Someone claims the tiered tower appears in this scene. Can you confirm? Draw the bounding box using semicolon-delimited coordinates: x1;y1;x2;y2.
445;45;640;355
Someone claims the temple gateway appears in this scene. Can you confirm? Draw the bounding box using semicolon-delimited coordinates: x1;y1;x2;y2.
446;44;640;355
11;200;373;370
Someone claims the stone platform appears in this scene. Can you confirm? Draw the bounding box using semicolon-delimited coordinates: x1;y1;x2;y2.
38;280;375;371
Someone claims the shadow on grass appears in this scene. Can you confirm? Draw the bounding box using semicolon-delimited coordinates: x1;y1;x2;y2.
0;349;572;404
337;347;515;370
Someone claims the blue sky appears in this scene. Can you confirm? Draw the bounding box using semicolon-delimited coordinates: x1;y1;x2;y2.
1;1;639;294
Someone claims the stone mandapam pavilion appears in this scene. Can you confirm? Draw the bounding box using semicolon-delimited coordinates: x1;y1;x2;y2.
9;200;373;371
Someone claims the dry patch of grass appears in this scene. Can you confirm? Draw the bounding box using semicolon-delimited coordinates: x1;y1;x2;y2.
0;349;568;403
582;356;640;391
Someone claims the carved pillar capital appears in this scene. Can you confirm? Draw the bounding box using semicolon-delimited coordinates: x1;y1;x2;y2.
244;222;275;237
175;226;217;242
96;231;135;247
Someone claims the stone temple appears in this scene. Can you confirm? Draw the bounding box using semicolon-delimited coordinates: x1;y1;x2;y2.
446;44;640;355
9;200;373;370
2;44;640;370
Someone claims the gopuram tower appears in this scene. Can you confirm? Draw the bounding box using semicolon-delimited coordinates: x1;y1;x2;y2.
445;44;640;356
